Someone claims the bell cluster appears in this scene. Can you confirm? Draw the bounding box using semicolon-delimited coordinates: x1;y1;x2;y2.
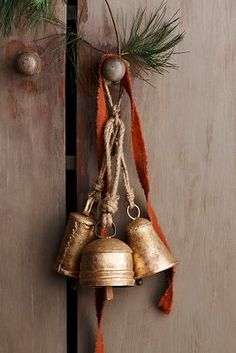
54;57;177;294
54;212;177;289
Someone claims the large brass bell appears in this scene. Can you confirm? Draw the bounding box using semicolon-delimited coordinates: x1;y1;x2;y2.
54;212;96;278
79;236;135;287
127;217;177;279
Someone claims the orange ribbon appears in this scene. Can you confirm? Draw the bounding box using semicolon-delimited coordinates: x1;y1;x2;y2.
95;53;175;353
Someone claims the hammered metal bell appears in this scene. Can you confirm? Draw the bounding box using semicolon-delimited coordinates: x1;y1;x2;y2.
79;237;135;287
54;212;96;278
127;218;177;279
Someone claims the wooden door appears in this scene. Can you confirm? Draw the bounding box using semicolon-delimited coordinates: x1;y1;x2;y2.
0;4;66;353
76;1;236;353
1;1;235;353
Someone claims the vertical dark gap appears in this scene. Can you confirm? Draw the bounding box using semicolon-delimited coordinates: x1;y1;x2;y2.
66;1;77;353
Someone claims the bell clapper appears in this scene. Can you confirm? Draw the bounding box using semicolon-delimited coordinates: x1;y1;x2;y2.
105;287;114;301
135;278;143;286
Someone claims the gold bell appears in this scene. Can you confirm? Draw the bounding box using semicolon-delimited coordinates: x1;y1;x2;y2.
79;237;135;287
54;212;96;278
127;217;177;279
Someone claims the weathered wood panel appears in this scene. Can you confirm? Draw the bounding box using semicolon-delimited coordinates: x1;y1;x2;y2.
77;0;236;352
0;4;66;353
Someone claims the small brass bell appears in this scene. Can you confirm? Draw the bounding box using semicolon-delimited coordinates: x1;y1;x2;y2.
54;212;96;278
127;218;177;279
79;237;135;287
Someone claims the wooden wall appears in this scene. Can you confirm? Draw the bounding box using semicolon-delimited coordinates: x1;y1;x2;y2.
0;4;66;353
0;1;235;352
76;1;236;353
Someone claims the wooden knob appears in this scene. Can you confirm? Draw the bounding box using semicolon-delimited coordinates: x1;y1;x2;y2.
15;52;41;76
102;57;126;83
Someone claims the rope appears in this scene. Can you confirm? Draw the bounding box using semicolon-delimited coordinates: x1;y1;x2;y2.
104;79;136;210
100;107;125;228
83;78;136;225
121;155;135;209
83;109;121;216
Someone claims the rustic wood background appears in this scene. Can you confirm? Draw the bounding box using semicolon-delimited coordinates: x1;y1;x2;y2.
0;3;66;353
76;0;236;353
0;0;235;352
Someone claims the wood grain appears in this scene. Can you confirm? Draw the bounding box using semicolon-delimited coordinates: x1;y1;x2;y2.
76;0;236;352
0;3;66;353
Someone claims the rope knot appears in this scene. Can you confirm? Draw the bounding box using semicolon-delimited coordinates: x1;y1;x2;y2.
93;179;104;193
101;194;119;228
112;104;121;121
87;178;104;203
126;189;135;208
101;194;119;214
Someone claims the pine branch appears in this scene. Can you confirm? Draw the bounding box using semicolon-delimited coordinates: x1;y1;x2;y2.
0;0;55;36
120;3;184;79
0;1;185;82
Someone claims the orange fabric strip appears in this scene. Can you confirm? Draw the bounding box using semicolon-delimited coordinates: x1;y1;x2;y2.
121;61;174;314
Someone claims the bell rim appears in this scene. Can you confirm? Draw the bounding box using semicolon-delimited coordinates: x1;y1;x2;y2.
79;279;135;287
80;283;135;287
55;265;79;278
134;260;178;279
68;212;96;225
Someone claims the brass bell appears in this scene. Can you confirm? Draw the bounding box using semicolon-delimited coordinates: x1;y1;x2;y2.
127;218;177;279
54;212;96;278
79;237;135;287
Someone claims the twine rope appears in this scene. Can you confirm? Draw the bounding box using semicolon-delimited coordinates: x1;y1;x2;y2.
104;79;135;209
83;79;136;221
100;104;125;228
83;102;122;216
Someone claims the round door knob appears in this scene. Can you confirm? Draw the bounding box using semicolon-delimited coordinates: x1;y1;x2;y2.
15;52;41;76
102;57;126;83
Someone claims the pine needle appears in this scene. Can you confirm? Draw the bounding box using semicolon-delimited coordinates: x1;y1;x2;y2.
0;0;55;36
0;1;185;82
120;3;184;79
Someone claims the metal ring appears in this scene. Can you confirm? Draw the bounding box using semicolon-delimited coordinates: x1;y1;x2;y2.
127;204;141;220
95;221;117;239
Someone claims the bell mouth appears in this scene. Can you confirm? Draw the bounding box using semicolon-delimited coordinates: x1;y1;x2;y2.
134;260;178;280
55;265;79;278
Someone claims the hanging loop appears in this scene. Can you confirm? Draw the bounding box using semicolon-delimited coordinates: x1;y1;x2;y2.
95;221;117;239
127;204;141;220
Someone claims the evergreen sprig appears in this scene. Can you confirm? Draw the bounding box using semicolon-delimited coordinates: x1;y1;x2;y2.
0;0;55;36
0;1;185;82
120;3;184;79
